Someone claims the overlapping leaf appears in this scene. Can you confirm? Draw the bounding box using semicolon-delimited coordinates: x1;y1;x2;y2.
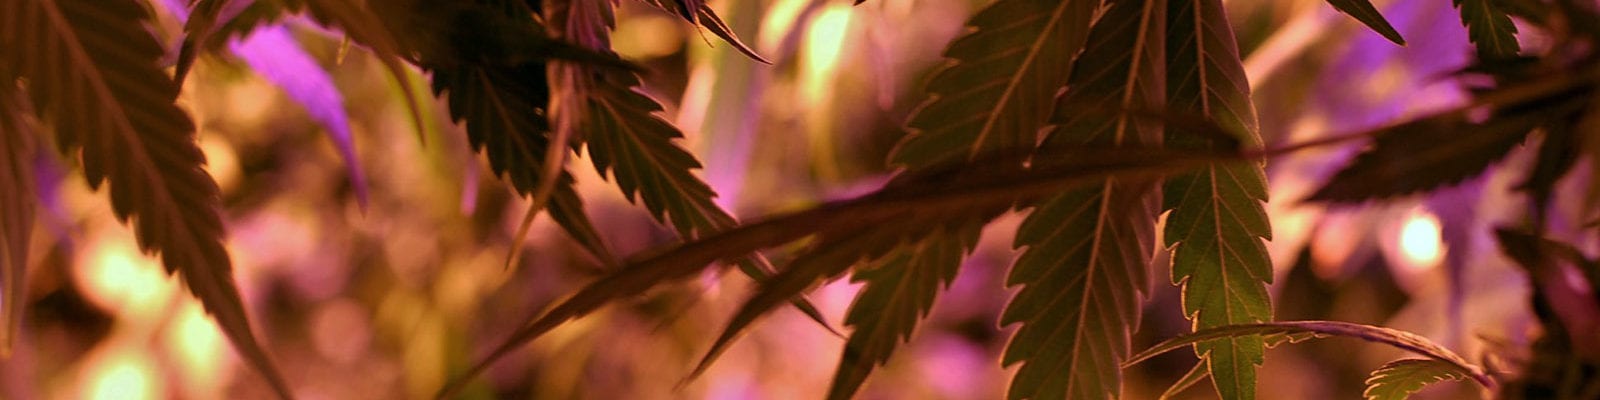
0;79;33;357
1453;0;1519;59
889;0;1102;167
1363;359;1469;400
0;0;291;397
1324;0;1404;45
434;145;1226;398
1001;0;1165;398
826;227;977;400
1164;0;1272;398
635;0;765;62
1307;96;1587;203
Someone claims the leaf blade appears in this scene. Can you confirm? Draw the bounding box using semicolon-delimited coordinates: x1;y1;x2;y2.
1164;0;1272;398
0;0;291;396
890;0;1102;167
1364;359;1470;400
1323;0;1404;45
1000;0;1165;398
1453;0;1519;60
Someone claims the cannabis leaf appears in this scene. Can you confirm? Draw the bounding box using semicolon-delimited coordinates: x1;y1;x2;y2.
1324;0;1404;45
889;0;1102;166
1001;0;1165;398
1453;0;1519;59
826;227;978;400
430;64;612;262
0;0;292;397
636;0;767;63
1126;321;1493;387
1164;0;1272;398
0;81;33;357
1306;96;1587;203
435;146;1225;398
1363;359;1470;400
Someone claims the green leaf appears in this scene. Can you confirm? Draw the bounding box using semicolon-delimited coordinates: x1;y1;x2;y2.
0;0;292;397
429;64;613;263
890;0;1102;167
1453;0;1519;59
1323;0;1404;45
1001;0;1165;398
1125;321;1492;388
635;0;768;63
826;226;980;400
435;145;1226;398
1164;0;1271;398
0;79;33;357
1363;359;1470;400
1306;96;1586;203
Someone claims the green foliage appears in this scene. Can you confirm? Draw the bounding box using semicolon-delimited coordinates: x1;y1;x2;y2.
1163;0;1272;398
1454;0;1520;59
1363;359;1470;400
18;0;1600;398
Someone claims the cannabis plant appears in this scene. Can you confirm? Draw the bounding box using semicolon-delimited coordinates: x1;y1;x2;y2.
1;0;1597;398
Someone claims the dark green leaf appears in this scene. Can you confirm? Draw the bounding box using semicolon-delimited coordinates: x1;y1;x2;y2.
434;145;1227;399
0;79;33;357
890;0;1102;167
1323;0;1404;45
1126;321;1492;387
1363;359;1470;400
1165;0;1272;398
826;227;978;400
1453;0;1520;59
1306;97;1586;203
1001;0;1165;398
0;0;292;397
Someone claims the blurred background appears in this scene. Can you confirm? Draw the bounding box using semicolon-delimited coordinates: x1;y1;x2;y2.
0;0;1571;398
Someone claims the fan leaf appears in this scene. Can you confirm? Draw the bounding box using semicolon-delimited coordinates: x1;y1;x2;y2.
1323;0;1404;45
435;145;1227;398
1453;0;1519;60
889;0;1102;167
1164;0;1272;398
1363;359;1470;400
1001;0;1165;398
635;0;768;63
0;0;292;397
826;227;979;400
1125;321;1491;388
1306;96;1586;203
0;80;33;357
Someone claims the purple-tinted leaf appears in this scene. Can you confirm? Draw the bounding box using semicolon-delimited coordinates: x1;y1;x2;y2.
231;25;370;208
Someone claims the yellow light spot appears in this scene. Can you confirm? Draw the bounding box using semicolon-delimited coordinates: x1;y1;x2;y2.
612;15;684;60
166;301;230;398
1398;208;1444;270
77;238;175;323
83;347;160;400
758;0;809;53
803;6;853;85
198;136;241;194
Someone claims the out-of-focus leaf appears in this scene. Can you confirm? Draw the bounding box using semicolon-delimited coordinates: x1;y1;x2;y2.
1001;0;1165;398
889;0;1101;167
231;25;371;208
0;79;33;358
636;0;768;63
1125;321;1492;388
1164;0;1272;398
0;0;292;397
1363;359;1470;400
173;0;229;82
825;227;978;400
1324;0;1404;45
1453;0;1519;59
1517;122;1580;225
434;145;1230;398
1494;228;1600;364
1307;97;1587;203
430;64;611;262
